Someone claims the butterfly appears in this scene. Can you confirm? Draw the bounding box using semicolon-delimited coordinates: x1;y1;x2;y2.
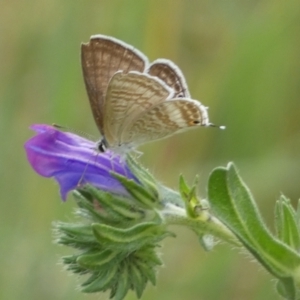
81;35;220;155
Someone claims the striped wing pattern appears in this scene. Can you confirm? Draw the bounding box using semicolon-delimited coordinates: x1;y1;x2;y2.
81;35;211;154
122;99;208;146
104;71;173;148
147;59;190;98
81;35;147;133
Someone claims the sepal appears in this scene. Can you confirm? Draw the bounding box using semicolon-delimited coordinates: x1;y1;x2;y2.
92;222;174;251
126;155;159;199
54;179;170;300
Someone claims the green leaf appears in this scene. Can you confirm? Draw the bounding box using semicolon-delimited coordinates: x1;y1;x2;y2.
208;162;300;298
179;174;190;197
82;185;145;221
55;183;170;299
92;222;174;251
77;249;121;270
296;199;300;229
81;264;118;293
129;263;147;299
179;175;204;219
113;263;130;300
135;259;157;286
276;278;299;300
93;222;159;243
73;189;114;223
54;222;97;248
126;155;159;199
134;247;163;266
113;173;160;209
275;195;300;252
179;175;196;217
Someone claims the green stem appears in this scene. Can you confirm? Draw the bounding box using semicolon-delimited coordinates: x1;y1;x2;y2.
161;203;241;247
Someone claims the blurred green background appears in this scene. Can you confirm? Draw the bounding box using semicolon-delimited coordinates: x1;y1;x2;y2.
1;0;300;299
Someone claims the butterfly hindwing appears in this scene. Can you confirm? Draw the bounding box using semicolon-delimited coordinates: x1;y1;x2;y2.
147;59;190;98
121;99;209;146
103;71;174;148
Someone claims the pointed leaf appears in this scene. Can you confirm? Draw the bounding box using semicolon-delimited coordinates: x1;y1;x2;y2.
275;196;300;252
208;163;300;280
84;185;145;221
126;155;158;198
179;174;190;198
135;260;157;286
130;263;147;299
81;264;118;293
113;173;159;209
77;249;120;270
113;263;130;300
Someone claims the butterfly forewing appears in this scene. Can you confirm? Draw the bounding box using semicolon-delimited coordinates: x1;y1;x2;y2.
147;59;190;98
104;71;173;148
121;99;209;147
81;35;148;134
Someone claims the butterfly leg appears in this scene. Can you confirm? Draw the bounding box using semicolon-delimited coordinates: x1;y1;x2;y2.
77;149;99;187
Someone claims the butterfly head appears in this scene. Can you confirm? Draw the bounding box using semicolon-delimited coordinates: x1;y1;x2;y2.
97;138;108;153
97;137;135;157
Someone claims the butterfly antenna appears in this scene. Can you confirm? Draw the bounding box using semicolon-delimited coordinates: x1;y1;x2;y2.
207;123;226;130
52;123;96;140
109;151;123;175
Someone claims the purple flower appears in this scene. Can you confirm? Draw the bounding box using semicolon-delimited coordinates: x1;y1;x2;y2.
24;124;137;200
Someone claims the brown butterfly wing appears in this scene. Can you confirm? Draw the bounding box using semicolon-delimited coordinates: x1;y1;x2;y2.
147;59;190;98
121;99;208;147
81;35;148;134
104;71;172;148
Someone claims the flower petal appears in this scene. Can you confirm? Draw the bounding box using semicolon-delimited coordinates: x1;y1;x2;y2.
25;124;137;200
